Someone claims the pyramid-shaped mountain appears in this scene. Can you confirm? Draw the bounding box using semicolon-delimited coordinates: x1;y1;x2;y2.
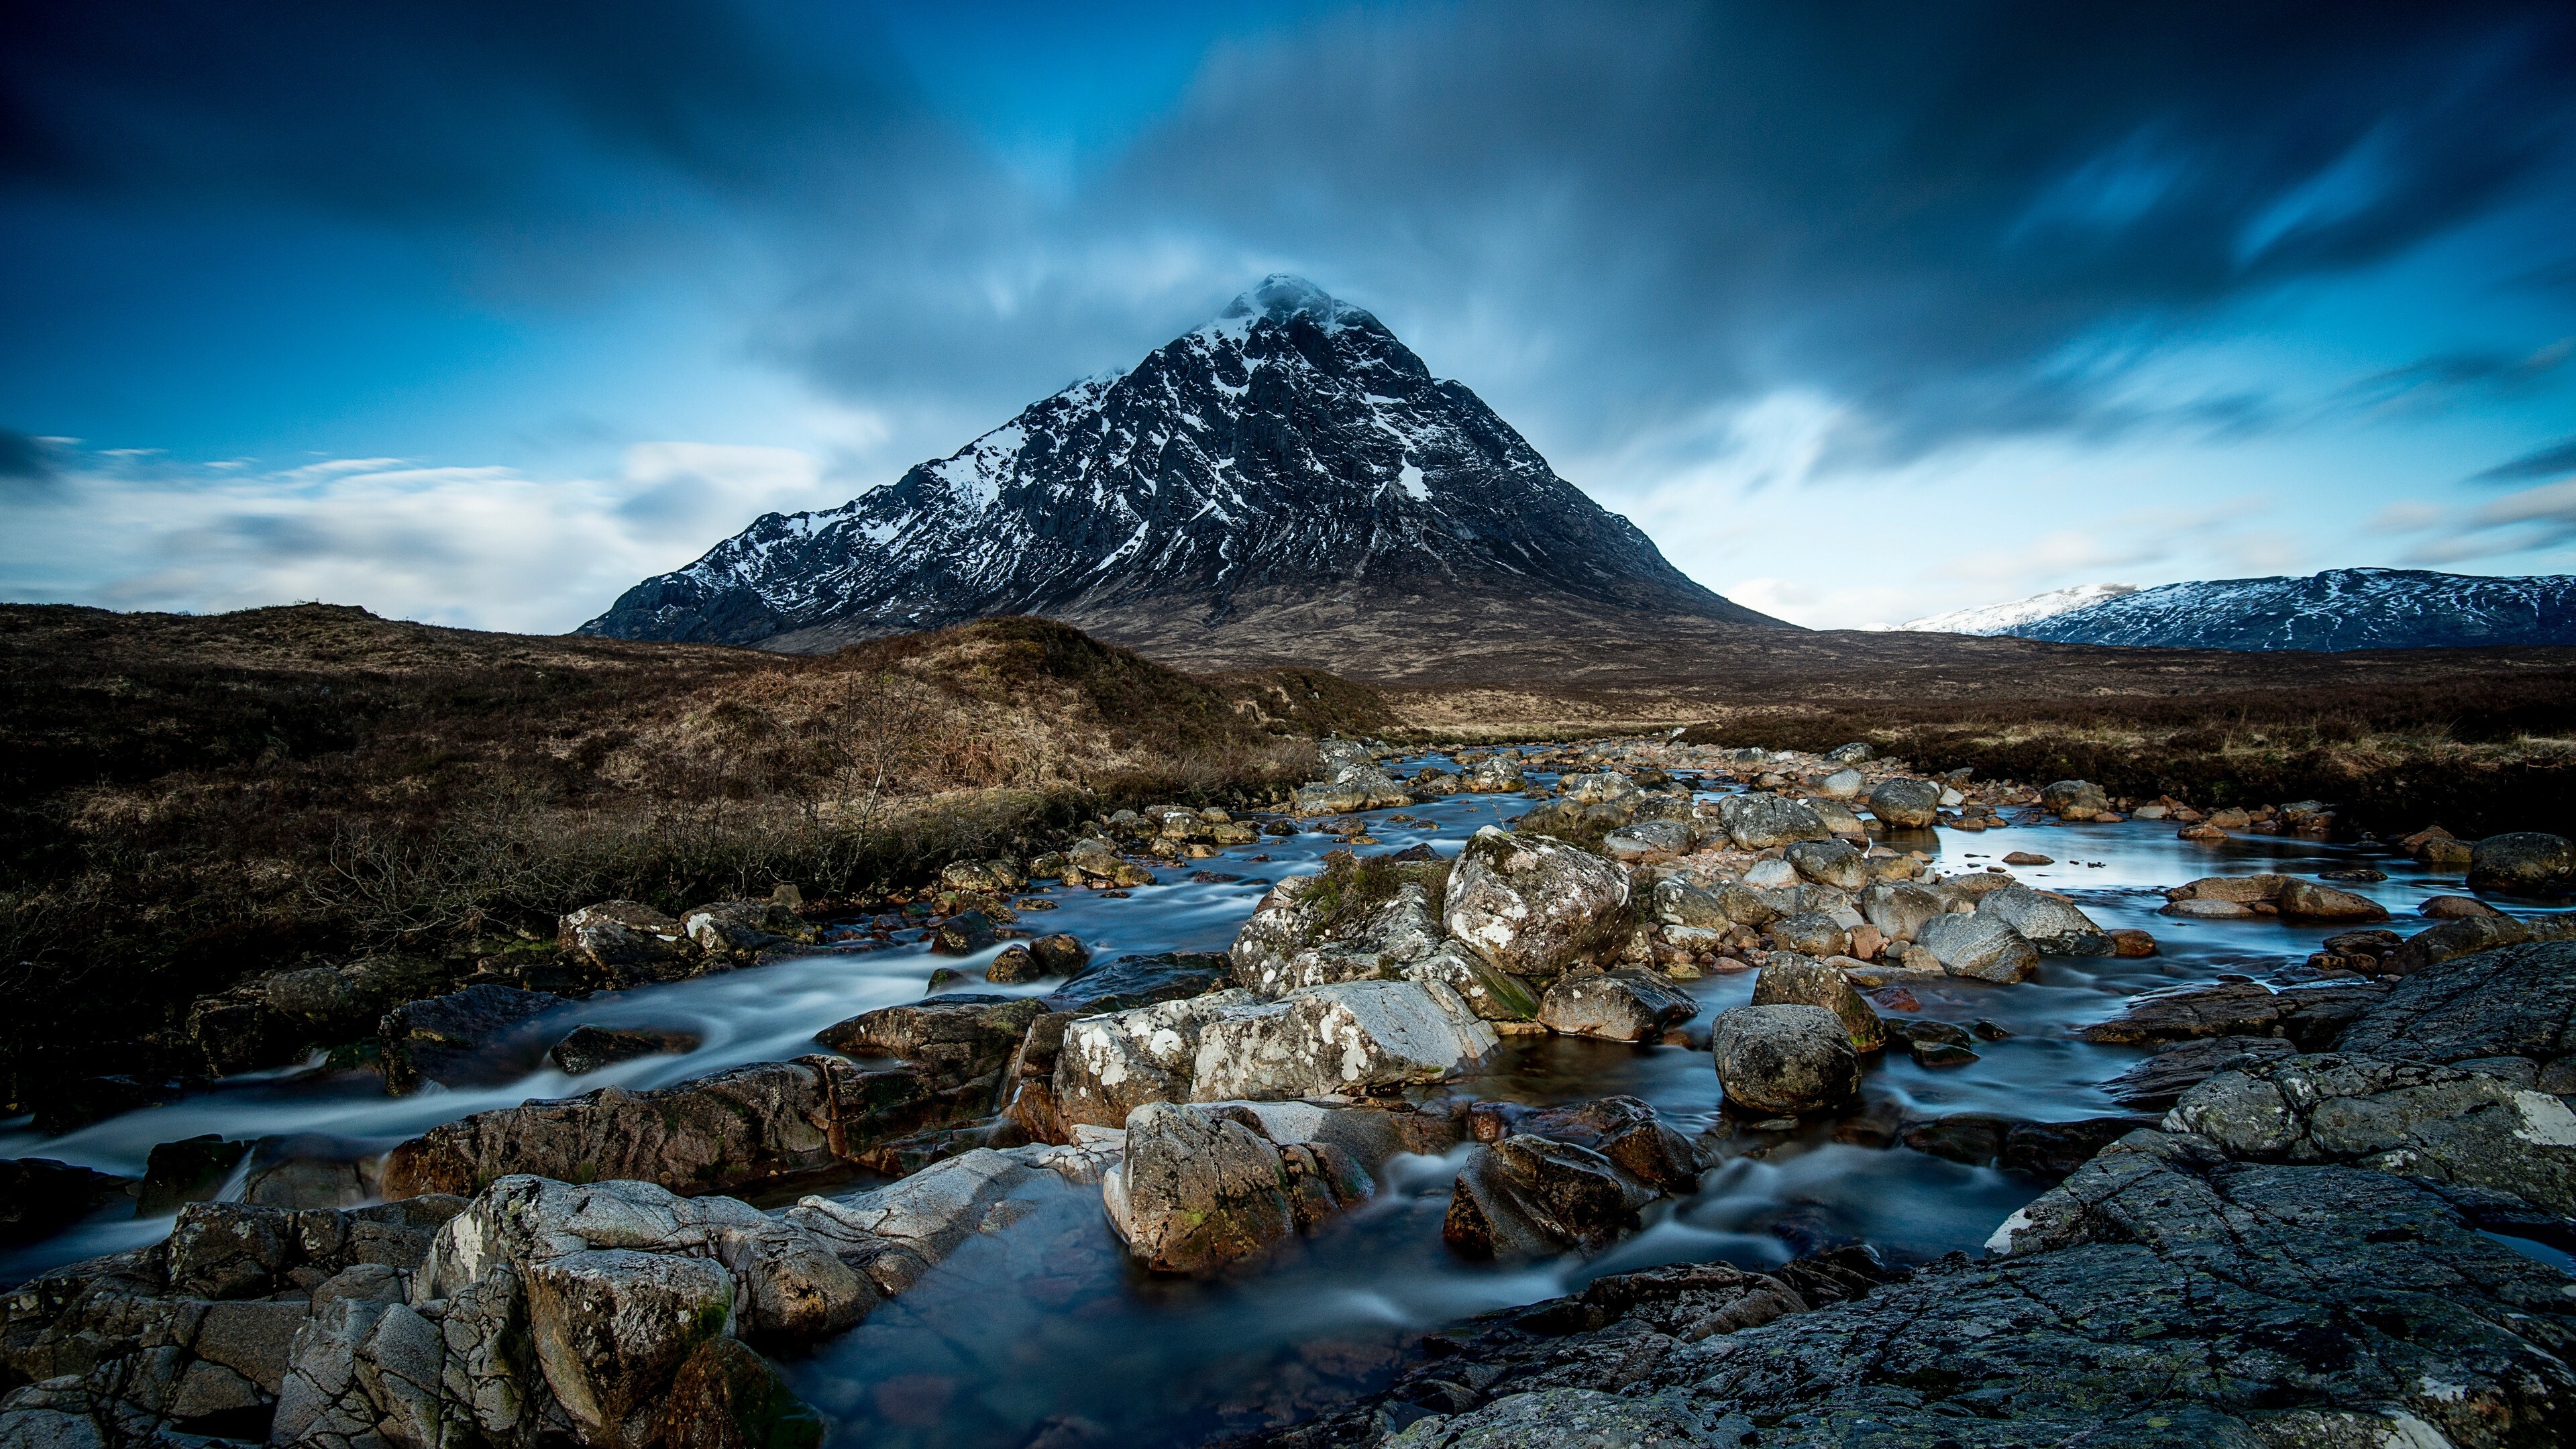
579;276;1786;676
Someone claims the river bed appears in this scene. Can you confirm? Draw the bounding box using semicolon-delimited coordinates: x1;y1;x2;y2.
3;751;2561;1448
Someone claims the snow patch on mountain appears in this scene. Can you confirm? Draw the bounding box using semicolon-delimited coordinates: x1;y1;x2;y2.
1916;568;2576;651
1898;583;2140;635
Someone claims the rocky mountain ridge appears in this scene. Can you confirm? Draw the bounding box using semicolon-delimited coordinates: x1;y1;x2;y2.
1911;567;2576;651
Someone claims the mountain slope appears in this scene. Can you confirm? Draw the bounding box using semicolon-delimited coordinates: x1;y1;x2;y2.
1896;583;2140;635
2006;568;2576;651
579;276;1782;674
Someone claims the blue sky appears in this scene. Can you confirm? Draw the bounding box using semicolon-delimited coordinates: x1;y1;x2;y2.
3;1;2573;631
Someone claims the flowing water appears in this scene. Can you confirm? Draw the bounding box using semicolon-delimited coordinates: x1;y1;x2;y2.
3;752;2564;1448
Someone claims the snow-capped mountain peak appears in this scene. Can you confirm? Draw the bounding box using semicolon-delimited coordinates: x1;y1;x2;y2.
1897;582;2141;635
579;278;1775;652
1903;568;2576;651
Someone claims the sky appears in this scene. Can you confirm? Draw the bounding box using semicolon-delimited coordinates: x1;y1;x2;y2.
4;0;2575;633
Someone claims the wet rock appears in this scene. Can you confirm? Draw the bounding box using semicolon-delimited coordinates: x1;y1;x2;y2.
1442;827;1631;983
1599;820;1695;861
1784;839;1867;890
1536;970;1697;1042
814;994;1046;1092
1750;955;1882;1054
2275;878;2390;921
136;1135;254;1214
682;898;816;955
2079;979;2387;1048
0;1158;132;1242
938;858;1028;895
1191;980;1499;1102
1974;884;2112;955
1857;882;1943;943
1911;912;2040;983
1405;943;1542;1022
1230;869;1444;997
661;1337;826;1449
380;984;567;1095
1292;768;1411;816
1558;771;1640;805
1462;755;1526;792
1441;1135;1657;1258
2422;894;2506;919
2165;1052;2576;1214
1051;989;1258;1129
1103;1102;1368;1274
2097;1035;2300;1112
559;900;700;982
1717;794;1831;850
551;1026;702;1075
1711;1005;1860;1114
1767;911;1849;958
985;943;1039;981
788;1141;1118;1296
2109;927;2158;957
2467;830;2576;896
1027;933;1091;977
2379;912;2576;975
930;910;999;955
382;1055;959;1199
1864;777;1940;830
2335;938;2576;1076
238;1134;374;1210
1038;951;1232;1015
2039;779;2110;818
1898;1114;2155;1180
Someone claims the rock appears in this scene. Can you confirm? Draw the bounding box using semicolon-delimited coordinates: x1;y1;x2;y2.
238;1135;374;1209
2165;1052;2576;1215
1717;794;1831;850
1191;980;1499;1102
380;984;566;1095
2165;873;2289;906
2096;1035;2300;1111
2275;878;2391;920
814;994;1046;1091
1441;1136;1657;1258
137;1135;253;1214
0;1158;132;1242
382;1055;957;1199
1897;1114;2156;1179
2039;779;2110;818
2467;831;2576;895
660;1337;825;1449
1405;943;1542;1022
558;901;700;982
1649;877;1728;929
2079;980;2388;1048
1558;771;1640;805
1462;755;1526;792
786;1141;1118;1296
1857;881;1943;943
938;858;1028;895
1783;839;1866;890
1767;911;1849;958
1823;742;1874;764
2002;851;2052;865
1103;1102;1368;1273
1536;970;1697;1041
1599;820;1695;861
985;943;1039;981
1974;884;2111;955
930;910;999;955
551;1026;702;1075
2422;894;2506;919
1864;777;1940;830
2109;928;2158;957
1230;865;1444;997
1442;827;1631;982
1027;934;1090;977
1710;1005;1861;1114
1038;951;1232;1014
1292;768;1411;815
681;899;816;955
2383;914;2539;975
1911;912;2040;983
1813;767;1863;799
1051;989;1258;1128
2335;938;2576;1075
1470;1097;1702;1193
1750;955;1883;1053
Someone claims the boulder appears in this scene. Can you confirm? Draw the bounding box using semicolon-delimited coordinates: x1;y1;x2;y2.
1291;767;1411;815
552;1026;701;1076
1229;867;1444;997
138;1135;252;1214
1536;970;1697;1041
2334;938;2576;1081
1442;1136;1657;1258
985;943;1039;981
1558;771;1641;804
1768;911;1849;958
1462;755;1527;792
1405;943;1542;1022
1858;882;1943;944
1711;1005;1861;1114
1600;819;1695;861
1102;1102;1369;1274
2039;780;2110;818
1191;980;1499;1102
380;985;567;1095
2165;1053;2576;1215
1027;934;1091;977
2275;878;2390;921
1865;777;1940;830
1816;768;1864;799
1039;951;1233;1015
680;899;816;955
1442;827;1631;982
0;1158;133;1242
929;910;999;955
558;901;700;983
660;1338;826;1449
1784;839;1867;890
1911;912;2041;983
2467;831;2576;895
2420;894;2506;920
1717;794;1831;850
1974;885;2112;955
2080;980;2388;1049
814;994;1046;1091
1823;742;1874;764
1802;796;1868;839
1750;955;1883;1054
1051;989;1258;1129
937;857;1028;895
786;1141;1118;1297
2097;1035;2299;1112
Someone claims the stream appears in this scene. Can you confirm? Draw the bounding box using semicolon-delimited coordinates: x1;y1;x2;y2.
4;749;2565;1448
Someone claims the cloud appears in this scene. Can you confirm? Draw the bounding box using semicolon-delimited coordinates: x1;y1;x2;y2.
2470;434;2576;482
2390;477;2576;565
0;441;846;633
0;429;59;497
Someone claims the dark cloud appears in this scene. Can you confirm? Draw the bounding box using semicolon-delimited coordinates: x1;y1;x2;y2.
0;429;60;497
2471;435;2576;482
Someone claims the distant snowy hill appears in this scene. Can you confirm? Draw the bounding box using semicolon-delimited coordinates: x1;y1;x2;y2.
579;275;1781;661
1898;583;2139;636
1916;568;2576;651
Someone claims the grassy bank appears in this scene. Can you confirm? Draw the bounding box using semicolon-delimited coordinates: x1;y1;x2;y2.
0;606;1335;1115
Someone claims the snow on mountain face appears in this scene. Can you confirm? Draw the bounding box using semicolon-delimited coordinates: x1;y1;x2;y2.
580;274;1764;649
1897;583;2141;635
2002;568;2576;651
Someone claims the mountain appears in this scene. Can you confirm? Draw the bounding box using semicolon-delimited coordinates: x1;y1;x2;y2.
1937;568;2576;651
1896;583;2140;636
578;276;1784;678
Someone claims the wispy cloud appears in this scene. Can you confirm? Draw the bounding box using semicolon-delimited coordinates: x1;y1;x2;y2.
2470;434;2576;482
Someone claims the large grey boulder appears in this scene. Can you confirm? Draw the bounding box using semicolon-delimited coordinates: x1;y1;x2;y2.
812;994;1046;1091
1536;970;1697;1042
1711;1005;1861;1114
1462;755;1526;792
1291;767;1412;815
1858;881;1944;943
1784;838;1867;890
1768;911;1849;958
1974;885;2112;956
2039;779;2110;818
1717;794;1831;850
1228;871;1444;997
1190;980;1498;1102
1103;1102;1370;1274
1442;826;1631;982
1441;1136;1657;1258
380;985;567;1095
1600;819;1696;862
2467;831;2576;895
1751;955;1883;1054
1865;777;1940;829
2163;1053;2576;1215
557;902;702;985
1051;988;1258;1128
788;1140;1117;1295
1558;771;1641;805
1405;942;1542;1022
2334;938;2576;1089
1913;912;2041;983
